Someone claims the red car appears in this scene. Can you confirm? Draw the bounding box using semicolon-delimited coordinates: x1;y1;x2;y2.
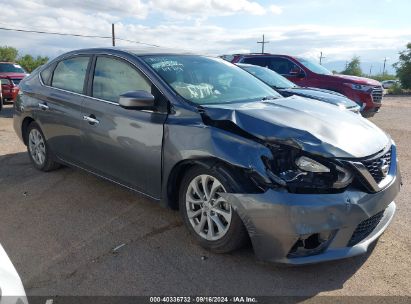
0;62;27;103
225;54;383;117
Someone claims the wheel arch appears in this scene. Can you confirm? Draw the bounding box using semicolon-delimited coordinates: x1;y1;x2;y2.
165;157;263;210
21;116;35;145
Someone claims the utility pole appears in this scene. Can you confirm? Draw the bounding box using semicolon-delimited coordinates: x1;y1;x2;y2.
383;57;387;75
319;52;325;65
257;34;269;54
112;23;115;47
369;64;373;76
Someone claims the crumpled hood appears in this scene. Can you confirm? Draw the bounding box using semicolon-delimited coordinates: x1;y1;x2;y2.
202;95;390;158
279;87;359;109
330;74;381;86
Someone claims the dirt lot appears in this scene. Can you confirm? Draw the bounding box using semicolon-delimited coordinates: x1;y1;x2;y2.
0;97;410;298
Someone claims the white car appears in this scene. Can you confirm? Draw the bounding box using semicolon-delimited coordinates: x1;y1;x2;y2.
0;244;27;304
381;80;400;89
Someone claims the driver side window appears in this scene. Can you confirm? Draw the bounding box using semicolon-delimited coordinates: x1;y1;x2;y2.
268;57;300;75
92;56;151;103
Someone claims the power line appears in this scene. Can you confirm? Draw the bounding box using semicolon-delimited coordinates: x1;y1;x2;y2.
0;26;160;47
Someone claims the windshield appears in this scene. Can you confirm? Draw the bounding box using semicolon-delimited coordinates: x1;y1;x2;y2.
241;65;297;89
142;55;281;105
11;79;21;85
296;57;332;75
0;63;26;74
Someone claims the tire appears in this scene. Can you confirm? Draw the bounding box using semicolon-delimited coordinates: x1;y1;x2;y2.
179;165;249;253
26;122;60;172
0;96;3;112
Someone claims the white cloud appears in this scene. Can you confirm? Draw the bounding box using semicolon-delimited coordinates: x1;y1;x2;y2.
0;0;409;66
150;0;267;18
269;5;283;14
41;0;150;19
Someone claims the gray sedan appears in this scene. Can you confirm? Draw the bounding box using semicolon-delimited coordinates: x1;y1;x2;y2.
13;48;401;264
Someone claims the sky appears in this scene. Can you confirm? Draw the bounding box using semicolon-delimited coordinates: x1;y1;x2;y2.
0;0;410;74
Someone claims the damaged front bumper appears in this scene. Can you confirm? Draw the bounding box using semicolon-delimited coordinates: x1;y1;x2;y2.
221;154;401;265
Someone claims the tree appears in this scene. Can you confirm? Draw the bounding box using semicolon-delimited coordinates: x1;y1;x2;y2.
342;56;362;76
369;73;397;82
394;42;411;89
0;46;18;62
17;55;49;73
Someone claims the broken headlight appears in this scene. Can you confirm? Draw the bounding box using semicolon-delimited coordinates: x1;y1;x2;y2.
263;145;353;193
295;156;330;173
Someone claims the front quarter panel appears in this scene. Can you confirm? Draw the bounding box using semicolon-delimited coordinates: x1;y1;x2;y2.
161;108;273;206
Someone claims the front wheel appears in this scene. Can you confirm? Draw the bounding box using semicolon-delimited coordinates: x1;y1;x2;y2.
26;122;60;171
179;166;248;253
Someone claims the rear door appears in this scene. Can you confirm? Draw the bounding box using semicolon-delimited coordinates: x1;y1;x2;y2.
80;55;168;198
36;55;91;164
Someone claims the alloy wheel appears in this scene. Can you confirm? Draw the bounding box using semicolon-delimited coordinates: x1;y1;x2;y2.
28;128;46;166
185;174;232;241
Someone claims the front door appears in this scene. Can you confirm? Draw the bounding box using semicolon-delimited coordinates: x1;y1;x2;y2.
267;57;308;87
80;55;167;198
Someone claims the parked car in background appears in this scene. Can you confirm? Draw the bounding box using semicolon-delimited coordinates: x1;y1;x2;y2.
0;78;3;111
381;80;400;89
237;63;361;113
0;62;27;102
14;48;400;264
224;54;384;117
0;243;28;304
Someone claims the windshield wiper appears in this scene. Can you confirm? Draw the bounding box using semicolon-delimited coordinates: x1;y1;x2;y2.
261;96;279;101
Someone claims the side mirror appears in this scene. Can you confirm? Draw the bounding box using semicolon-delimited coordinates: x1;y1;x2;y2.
297;71;306;79
290;67;305;79
119;91;155;110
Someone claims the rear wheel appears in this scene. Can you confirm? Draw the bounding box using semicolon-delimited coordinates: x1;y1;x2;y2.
26;122;60;171
179;166;248;253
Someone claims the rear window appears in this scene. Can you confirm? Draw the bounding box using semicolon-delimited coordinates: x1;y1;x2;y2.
51;56;90;94
0;78;10;85
0;63;26;73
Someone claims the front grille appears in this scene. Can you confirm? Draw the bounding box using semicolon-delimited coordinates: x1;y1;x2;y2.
348;210;385;247
361;147;392;184
371;86;383;103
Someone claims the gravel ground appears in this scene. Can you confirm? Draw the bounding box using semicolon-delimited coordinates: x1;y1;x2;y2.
0;97;410;298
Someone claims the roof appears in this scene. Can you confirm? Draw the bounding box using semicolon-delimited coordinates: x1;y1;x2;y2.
61;47;196;57
228;53;297;58
119;46;194;55
235;63;257;67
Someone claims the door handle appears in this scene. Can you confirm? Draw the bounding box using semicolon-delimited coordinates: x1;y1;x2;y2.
83;115;100;125
38;103;49;110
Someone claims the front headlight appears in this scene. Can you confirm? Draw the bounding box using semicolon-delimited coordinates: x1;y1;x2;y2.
263;145;353;193
295;156;330;173
344;83;374;92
